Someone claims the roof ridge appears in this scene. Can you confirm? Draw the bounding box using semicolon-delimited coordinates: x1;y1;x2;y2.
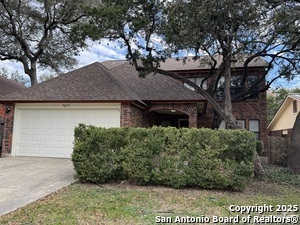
0;75;26;88
102;60;128;70
98;62;148;106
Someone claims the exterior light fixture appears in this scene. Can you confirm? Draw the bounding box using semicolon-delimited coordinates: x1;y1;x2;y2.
5;107;11;114
171;109;176;113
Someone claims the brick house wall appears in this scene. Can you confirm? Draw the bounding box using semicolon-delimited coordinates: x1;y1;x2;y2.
198;96;268;149
0;107;4;156
120;103;159;127
1;104;15;156
176;67;268;150
148;102;198;128
0;104;5;117
120;102;199;128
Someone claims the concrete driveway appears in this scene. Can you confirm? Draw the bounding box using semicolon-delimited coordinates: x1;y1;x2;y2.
0;157;75;216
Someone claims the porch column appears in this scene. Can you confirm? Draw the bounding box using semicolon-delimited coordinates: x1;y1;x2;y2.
188;106;198;128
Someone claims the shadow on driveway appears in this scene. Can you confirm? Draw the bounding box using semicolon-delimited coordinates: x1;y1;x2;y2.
0;157;75;216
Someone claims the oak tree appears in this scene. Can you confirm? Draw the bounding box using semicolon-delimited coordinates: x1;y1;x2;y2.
0;0;87;86
76;0;300;175
75;0;299;128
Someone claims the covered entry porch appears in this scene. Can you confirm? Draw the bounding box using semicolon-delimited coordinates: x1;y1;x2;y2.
147;102;206;128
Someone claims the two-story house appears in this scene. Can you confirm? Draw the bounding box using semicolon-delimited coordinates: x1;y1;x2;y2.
0;56;268;158
157;56;268;149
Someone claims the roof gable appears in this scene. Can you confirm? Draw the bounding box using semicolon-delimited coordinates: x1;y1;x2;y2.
0;62;140;102
109;62;205;101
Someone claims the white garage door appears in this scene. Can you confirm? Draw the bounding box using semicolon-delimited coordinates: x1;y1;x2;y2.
13;103;120;158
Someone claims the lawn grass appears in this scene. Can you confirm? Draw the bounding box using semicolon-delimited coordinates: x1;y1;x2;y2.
0;166;299;225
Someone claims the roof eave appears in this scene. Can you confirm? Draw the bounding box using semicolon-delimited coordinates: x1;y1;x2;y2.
0;100;137;104
144;99;207;103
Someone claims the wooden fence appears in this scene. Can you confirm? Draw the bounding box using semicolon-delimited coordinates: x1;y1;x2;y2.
268;136;291;166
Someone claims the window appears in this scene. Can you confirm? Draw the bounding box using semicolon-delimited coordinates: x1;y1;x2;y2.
184;77;207;90
237;120;245;129
218;119;245;129
247;75;259;99
293;100;298;113
216;75;259;100
219;120;226;129
249;119;260;140
230;76;243;96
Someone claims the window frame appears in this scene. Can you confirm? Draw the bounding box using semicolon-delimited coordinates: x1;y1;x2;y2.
216;74;259;100
293;100;298;114
184;77;208;90
237;119;246;129
249;119;260;140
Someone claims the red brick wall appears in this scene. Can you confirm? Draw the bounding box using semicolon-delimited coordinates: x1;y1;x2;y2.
120;102;199;128
0;104;5;117
178;67;268;149
1;104;15;156
149;102;198;128
120;103;159;127
198;93;268;150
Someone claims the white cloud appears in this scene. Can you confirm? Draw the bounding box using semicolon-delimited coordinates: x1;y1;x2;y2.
75;42;126;67
0;60;24;74
0;41;127;79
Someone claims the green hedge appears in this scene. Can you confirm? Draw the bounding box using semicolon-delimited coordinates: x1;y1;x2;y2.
72;124;256;191
256;141;264;155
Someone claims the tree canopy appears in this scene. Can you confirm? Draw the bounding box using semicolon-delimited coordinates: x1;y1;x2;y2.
0;0;88;85
75;0;300;128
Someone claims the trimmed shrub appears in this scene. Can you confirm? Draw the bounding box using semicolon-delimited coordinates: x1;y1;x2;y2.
72;124;129;183
72;125;256;191
256;141;264;155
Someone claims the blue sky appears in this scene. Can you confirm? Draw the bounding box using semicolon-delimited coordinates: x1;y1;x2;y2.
0;40;299;89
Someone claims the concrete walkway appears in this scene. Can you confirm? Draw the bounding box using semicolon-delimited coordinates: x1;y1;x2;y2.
0;157;75;216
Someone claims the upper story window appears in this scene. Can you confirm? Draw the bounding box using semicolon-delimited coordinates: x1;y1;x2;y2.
216;74;259;100
219;119;245;129
184;77;208;90
249;119;260;140
293;100;298;113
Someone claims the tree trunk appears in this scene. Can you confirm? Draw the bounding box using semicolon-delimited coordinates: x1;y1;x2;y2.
288;112;300;174
223;57;238;129
20;58;38;86
254;151;264;176
212;109;223;129
29;60;38;86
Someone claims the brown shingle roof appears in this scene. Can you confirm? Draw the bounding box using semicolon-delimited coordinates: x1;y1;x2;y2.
0;62;140;102
102;55;268;72
0;76;26;96
0;61;206;104
109;62;205;101
159;55;268;71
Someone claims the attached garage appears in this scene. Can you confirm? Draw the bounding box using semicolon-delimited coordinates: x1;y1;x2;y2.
12;103;120;158
0;62;206;158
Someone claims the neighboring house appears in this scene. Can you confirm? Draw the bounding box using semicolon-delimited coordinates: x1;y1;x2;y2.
267;93;300;136
0;76;26;156
267;93;300;164
0;57;268;158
